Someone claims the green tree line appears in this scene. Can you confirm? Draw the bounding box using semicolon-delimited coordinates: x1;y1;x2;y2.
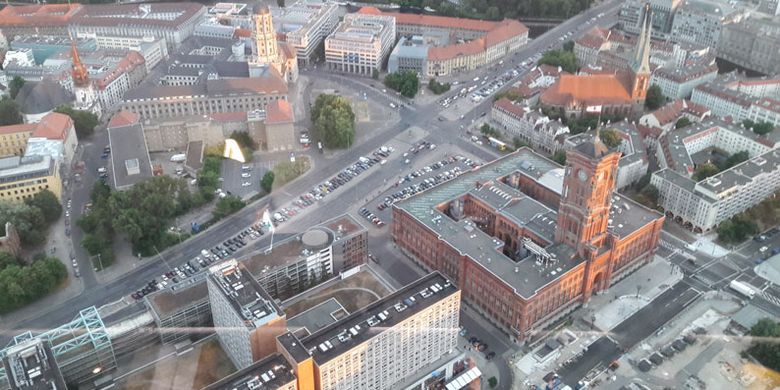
0;252;67;314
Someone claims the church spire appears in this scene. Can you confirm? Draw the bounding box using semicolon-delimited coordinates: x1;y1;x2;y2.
632;3;652;75
70;35;88;88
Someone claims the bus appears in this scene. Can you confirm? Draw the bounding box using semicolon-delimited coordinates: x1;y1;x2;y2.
488;137;508;151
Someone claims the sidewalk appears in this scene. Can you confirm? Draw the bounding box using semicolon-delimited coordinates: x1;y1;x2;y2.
590;257;684;332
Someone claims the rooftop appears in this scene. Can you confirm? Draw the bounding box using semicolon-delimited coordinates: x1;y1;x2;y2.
202;353;296;390
394;149;662;299
287;297;347;338
540;73;633;107
0;155;54;183
145;277;209;318
265;99;293;124
241;228;334;277
107;119;152;189
124;73;287;101
1;339;66;390
299;272;458;364
208;259;284;329
70;2;205;29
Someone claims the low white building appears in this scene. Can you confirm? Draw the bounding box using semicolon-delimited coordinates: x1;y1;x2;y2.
650;63;718;100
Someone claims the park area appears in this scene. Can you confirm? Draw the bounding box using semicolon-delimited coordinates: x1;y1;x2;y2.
284;269;391;318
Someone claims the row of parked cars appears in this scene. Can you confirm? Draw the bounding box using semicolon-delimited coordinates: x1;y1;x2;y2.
359;207;385;227
470;68;519;103
132;227;263;300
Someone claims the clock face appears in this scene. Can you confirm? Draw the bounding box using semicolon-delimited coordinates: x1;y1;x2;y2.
578;169;588;182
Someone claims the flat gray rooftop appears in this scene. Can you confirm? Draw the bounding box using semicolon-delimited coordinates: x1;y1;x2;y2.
146;279;209;318
201;353;296;390
287;297;347;338
208;261;283;329
301;272;457;364
107;122;153;189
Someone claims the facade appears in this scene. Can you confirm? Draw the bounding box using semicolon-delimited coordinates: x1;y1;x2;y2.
252;99;295;152
650;63;718;100
387;36;429;74
67;3;206;51
207;259;287;370
652;118;780;231
691;72;780;125
541;4;653;118
391;145;664;342
145;280;211;344
620;0;682;38
760;0;780;16
203;354;297;390
252;5;299;83
80;49;147;111
325;13;396;75
0;4;82;38
0;156;61;202
77;34;168;72
10;35;97;65
638;98;711;150
670;0;740;48
273;2;339;65
491;98;570;155
276;272;461;390
511;64;567;106
143;116;226;153
717;16;780;76
121;71;288;121
358;7;528;77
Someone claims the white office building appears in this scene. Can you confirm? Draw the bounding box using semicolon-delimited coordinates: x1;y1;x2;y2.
273;2;339;65
325;13;396;75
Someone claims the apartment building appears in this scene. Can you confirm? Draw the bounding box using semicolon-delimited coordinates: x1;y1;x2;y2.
620;0;682;38
207;260;287;370
650;63;718;100
203;354;297;390
121;71;288;120
0;4;82;38
273;2;339;65
392;146;663;341
277;272;461;390
325;13;396;75
68;3;206;51
652;118;780;230
717;16;780;76
491;98;570;155
0;155;61;202
638;99;711;150
0;112;77;164
670;0;741;48
691;72;780;125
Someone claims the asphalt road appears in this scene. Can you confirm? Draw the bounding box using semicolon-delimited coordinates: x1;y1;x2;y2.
559;282;701;385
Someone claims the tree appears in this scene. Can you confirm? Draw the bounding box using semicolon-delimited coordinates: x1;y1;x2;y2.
273;159;310;186
312;94;356;149
213;196;246;220
0;202;46;246
24;190;62;223
538;49;578;73
645;85;665;110
747;319;780;372
552;150;567;165
428;79;451;94
0;256;67;313
0;97;22;126
9;76;25;100
54;105;98;140
480;123;502;140
719;150;749;170
230;131;256;151
488;377;498;388
743;120;776;136
384;71;419;98
261;171;275;193
494;89;524;102
563;40;575;52
693;163;719;181
277;0;285;7
599;129;622;148
372;69;379;80
0;251;20;269
486;6;500;19
717;214;758;244
675;117;692;129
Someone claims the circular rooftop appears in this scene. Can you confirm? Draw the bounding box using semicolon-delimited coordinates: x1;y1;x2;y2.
301;228;333;250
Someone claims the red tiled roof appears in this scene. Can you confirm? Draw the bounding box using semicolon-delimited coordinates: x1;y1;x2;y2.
485;19;528;46
235;28;252;38
266;99;293;124
0;4;82;28
637;124;663;140
428;38;484;61
0;123;35;135
108;110;140;128
210;111;247;122
540;74;633;107
31;112;72;140
94;50;145;90
359;7;499;32
493;97;527;116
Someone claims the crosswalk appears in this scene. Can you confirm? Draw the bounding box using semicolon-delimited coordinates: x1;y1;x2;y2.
758;291;780;306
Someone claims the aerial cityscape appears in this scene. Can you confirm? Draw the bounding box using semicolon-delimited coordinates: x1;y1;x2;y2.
0;0;779;389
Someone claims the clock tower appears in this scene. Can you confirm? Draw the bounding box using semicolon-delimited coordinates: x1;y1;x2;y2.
554;131;621;253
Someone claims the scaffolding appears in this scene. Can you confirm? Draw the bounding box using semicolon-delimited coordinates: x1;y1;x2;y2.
1;306;117;386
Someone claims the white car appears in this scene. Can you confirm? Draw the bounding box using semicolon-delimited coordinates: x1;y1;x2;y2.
241;173;251;178
242;181;251;187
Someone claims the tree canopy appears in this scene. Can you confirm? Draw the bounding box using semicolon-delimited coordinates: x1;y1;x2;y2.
213;196;246;220
24;190;62;223
538;49;577;73
717;214;758;244
9;76;24;100
599;129;622;148
384;71;419;98
645;85;665;110
0;202;46;246
261;171;275;193
747;319;780;372
54;105;98;140
675;117;692;129
0;97;22;126
0;256;67;314
312;94;356;149
743;119;775;136
428;79;451;95
693;163;720;181
718;150;749;171
552;150;567;165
